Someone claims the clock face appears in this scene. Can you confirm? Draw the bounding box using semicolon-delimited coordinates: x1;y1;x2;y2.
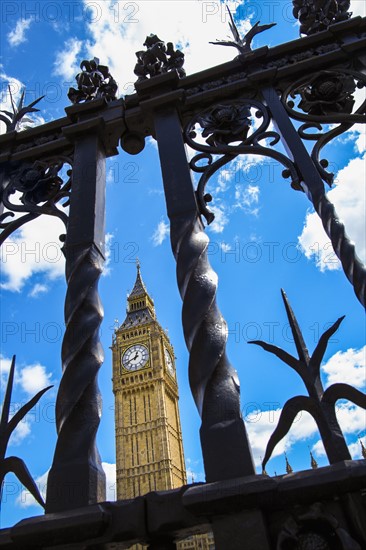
164;348;174;375
122;344;149;371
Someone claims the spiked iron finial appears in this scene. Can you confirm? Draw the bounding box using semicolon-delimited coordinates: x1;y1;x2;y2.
0;355;52;508
249;290;365;470
359;437;366;459
209;6;276;54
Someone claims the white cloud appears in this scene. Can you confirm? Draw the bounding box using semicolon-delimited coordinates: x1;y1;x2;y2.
216;169;231;194
186;459;205;484
28;283;49;298
70;0;252;97
1;353;53;397
246;408;286;466
313;436;366;461
0;215;65;292
151;220;169;246
208;204;229;233
9;418;32;446
234;184;260;215
347;438;366;460
0;354;13;381
322;346;366;389
0;70;45;133
312;439;326;458
16;469;48;509
335;402;366;435
220;242;231;253
103;462;117;501
298;153;366;271
103;233;114;276
351;1;366;18
311;400;366;461
0;71;23;115
16;364;52;396
53;38;83;81
0;355;53;450
7;18;33;47
245;407;318;466
249;344;366;468
186;457;205;483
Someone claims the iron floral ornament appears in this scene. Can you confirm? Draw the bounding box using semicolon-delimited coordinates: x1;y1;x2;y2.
296;72;357;116
249;290;366;469
134;34;185;83
0;356;52;508
292;0;352;36
196;103;252;146
185;100;300;224
277;502;361;550
68;57;118;104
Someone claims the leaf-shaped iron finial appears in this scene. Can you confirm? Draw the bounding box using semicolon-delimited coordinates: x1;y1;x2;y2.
0;86;44;133
252;291;366;470
0;355;52;508
359;436;366;459
209;6;276;54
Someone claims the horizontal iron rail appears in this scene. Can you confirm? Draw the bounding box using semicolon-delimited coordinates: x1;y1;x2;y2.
0;17;365;166
0;461;365;548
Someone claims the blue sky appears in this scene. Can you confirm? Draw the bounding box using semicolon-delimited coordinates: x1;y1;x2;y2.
0;0;365;528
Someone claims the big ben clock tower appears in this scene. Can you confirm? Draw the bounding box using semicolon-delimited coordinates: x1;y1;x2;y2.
112;263;186;499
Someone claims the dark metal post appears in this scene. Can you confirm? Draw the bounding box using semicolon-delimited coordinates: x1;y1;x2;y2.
262;86;366;308
46;118;106;513
152;100;271;550
153;103;254;481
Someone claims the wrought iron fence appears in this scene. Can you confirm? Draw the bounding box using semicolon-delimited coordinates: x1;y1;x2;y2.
0;2;365;548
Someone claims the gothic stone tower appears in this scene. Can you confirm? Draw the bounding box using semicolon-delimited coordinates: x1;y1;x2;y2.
112;264;186;499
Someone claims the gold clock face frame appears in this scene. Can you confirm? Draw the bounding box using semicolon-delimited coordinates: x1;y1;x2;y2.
122;344;149;371
164;347;174;375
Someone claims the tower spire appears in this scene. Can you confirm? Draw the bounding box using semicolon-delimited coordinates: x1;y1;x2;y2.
126;262;155;317
284;452;293;474
309;447;318;469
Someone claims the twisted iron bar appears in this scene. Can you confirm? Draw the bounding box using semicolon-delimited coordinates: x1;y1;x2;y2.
170;211;254;475
47;243;105;508
305;187;366;308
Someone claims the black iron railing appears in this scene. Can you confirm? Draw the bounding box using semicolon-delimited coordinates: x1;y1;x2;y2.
0;3;365;548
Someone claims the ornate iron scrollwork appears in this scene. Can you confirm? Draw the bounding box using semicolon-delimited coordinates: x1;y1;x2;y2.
279;69;366;308
68;58;117;104
277;502;361;550
284;69;366;122
0;156;72;245
283;69;366;184
292;0;352;36
185;100;300;224
134;35;185;83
